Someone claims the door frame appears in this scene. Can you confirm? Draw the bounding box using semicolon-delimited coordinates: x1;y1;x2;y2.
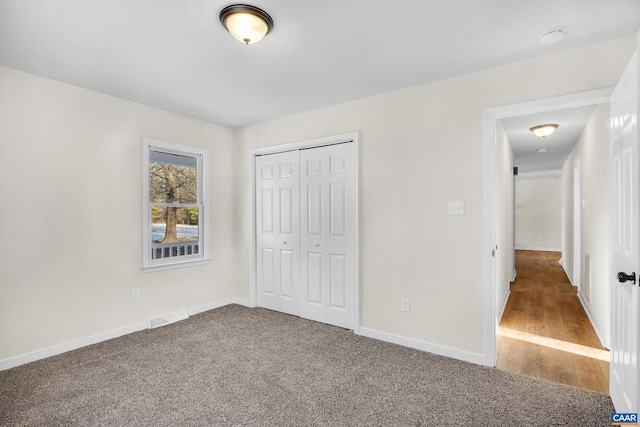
249;131;360;333
573;160;581;287
483;88;613;366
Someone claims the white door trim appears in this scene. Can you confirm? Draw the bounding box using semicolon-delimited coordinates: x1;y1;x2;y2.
249;131;360;333
573;160;581;287
483;88;613;367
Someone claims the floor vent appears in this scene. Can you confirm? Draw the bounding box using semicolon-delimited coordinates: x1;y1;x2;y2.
148;309;189;329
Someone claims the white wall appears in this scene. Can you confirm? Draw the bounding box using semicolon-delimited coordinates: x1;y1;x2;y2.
0;35;634;366
495;120;515;319
515;178;563;251
234;36;636;359
0;66;238;362
561;102;610;346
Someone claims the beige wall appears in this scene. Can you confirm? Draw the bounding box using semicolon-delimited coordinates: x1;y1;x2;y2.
0;66;238;360
561;102;611;345
495;120;515;317
515;178;563;251
235;36;635;357
0;35;635;364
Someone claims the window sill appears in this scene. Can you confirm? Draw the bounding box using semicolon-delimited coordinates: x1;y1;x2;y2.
142;258;211;273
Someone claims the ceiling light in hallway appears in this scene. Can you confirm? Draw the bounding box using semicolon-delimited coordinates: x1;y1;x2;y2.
530;124;559;138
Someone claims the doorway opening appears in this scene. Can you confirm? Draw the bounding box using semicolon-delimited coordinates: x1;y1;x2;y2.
483;89;613;387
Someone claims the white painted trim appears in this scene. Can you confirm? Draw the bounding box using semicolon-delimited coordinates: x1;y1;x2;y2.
249;131;361;333
249;151;257;308
250;132;357;156
353;135;361;334
483;108;497;367
141;137;210;272
497;289;511;325
142;258;211;273
1;298;253;371
0;321;148;371
483;88;614;369
515;246;562;252
508;160;516;287
510;270;517;282
578;291;609;349
357;327;485;366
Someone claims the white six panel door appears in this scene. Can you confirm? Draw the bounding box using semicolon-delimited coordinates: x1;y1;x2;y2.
610;51;639;413
300;143;356;329
255;151;300;316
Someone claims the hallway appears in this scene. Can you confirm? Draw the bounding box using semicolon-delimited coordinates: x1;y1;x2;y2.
496;250;609;393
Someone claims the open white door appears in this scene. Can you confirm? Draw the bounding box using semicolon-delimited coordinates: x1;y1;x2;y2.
610;51;639;413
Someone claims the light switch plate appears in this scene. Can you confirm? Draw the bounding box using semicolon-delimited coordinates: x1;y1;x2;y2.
448;201;465;216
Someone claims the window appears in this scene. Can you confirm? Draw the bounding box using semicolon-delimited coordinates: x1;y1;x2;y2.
142;138;209;272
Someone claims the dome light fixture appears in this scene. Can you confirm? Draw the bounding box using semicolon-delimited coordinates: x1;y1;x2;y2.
530;124;559;138
220;4;273;45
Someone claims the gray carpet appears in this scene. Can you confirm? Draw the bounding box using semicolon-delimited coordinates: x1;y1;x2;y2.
0;305;614;426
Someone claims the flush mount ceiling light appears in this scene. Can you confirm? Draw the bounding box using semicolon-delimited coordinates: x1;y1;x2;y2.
220;4;273;45
539;28;565;45
530;124;559;138
537;148;548;153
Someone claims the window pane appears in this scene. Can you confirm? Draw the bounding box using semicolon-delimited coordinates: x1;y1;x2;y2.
149;157;197;204
151;206;199;243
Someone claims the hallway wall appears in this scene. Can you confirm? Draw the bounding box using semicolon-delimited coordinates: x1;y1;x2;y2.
495;120;515;318
561;102;610;346
515;178;562;251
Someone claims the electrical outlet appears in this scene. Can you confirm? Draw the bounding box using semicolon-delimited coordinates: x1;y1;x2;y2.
400;297;411;312
132;288;140;301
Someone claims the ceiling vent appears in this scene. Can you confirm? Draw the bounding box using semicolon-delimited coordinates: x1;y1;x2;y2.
539;28;565;45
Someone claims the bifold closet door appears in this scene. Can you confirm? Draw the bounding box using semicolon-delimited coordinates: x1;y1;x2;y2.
300;143;355;329
255;151;300;316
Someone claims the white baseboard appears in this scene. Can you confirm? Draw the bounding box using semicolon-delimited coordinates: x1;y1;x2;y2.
0;321;148;371
577;292;608;349
510;270;517;282
0;297;252;371
497;289;511;325
357;327;485;366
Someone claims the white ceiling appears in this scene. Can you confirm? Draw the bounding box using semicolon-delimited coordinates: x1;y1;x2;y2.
0;0;639;128
501;104;600;175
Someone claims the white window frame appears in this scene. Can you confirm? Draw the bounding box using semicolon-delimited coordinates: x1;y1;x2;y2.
142;138;210;273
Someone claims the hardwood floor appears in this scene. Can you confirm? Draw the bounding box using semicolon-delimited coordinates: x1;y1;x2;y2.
496;250;609;394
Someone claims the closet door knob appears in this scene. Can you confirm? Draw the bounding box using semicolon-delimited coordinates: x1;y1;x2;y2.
315;243;320;247
283;241;287;245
